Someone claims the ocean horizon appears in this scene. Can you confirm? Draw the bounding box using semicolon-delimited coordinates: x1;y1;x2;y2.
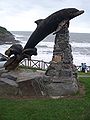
0;31;90;66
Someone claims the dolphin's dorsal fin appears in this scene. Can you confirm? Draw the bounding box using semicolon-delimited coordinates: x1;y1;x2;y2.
35;19;44;25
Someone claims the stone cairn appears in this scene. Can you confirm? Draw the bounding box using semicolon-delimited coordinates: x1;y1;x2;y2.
45;22;78;96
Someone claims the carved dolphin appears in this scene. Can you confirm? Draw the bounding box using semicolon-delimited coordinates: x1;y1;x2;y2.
24;8;84;50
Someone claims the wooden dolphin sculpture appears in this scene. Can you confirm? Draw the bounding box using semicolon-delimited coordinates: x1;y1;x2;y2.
4;8;84;70
24;8;84;50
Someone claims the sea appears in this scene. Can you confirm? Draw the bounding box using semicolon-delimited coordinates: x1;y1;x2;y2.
0;31;90;66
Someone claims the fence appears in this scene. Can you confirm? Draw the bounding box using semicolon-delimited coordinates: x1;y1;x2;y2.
20;58;50;70
20;58;90;71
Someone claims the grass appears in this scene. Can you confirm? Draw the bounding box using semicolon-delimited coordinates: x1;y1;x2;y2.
0;72;90;120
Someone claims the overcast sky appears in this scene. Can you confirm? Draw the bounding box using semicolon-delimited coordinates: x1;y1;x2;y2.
0;0;90;33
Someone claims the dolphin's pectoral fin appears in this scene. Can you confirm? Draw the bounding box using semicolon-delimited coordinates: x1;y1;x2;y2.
35;19;44;26
53;20;69;35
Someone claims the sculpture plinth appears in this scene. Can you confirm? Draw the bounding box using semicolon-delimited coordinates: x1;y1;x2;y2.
45;23;78;96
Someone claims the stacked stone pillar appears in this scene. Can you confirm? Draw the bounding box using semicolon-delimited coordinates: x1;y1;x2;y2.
45;23;78;96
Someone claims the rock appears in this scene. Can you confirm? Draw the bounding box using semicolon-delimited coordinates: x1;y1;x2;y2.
45;77;78;96
0;26;19;45
44;23;79;96
0;71;19;96
0;83;18;97
1;74;17;81
0;70;48;97
0;66;78;97
0;77;18;87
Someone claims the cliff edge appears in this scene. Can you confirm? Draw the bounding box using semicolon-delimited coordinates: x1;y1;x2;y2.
0;26;19;44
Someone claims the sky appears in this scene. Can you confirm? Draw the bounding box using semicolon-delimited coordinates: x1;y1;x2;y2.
0;0;90;33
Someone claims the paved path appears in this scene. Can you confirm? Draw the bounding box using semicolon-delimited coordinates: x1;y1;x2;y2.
78;75;90;78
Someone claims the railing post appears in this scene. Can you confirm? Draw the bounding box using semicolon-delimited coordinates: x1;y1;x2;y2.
27;58;29;67
25;59;26;66
43;62;45;69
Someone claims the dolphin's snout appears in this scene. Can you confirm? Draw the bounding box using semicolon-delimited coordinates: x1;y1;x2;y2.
79;10;84;15
74;10;84;17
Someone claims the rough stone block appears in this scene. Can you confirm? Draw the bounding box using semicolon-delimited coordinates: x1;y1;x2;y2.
59;69;73;77
46;78;78;96
0;82;18;96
